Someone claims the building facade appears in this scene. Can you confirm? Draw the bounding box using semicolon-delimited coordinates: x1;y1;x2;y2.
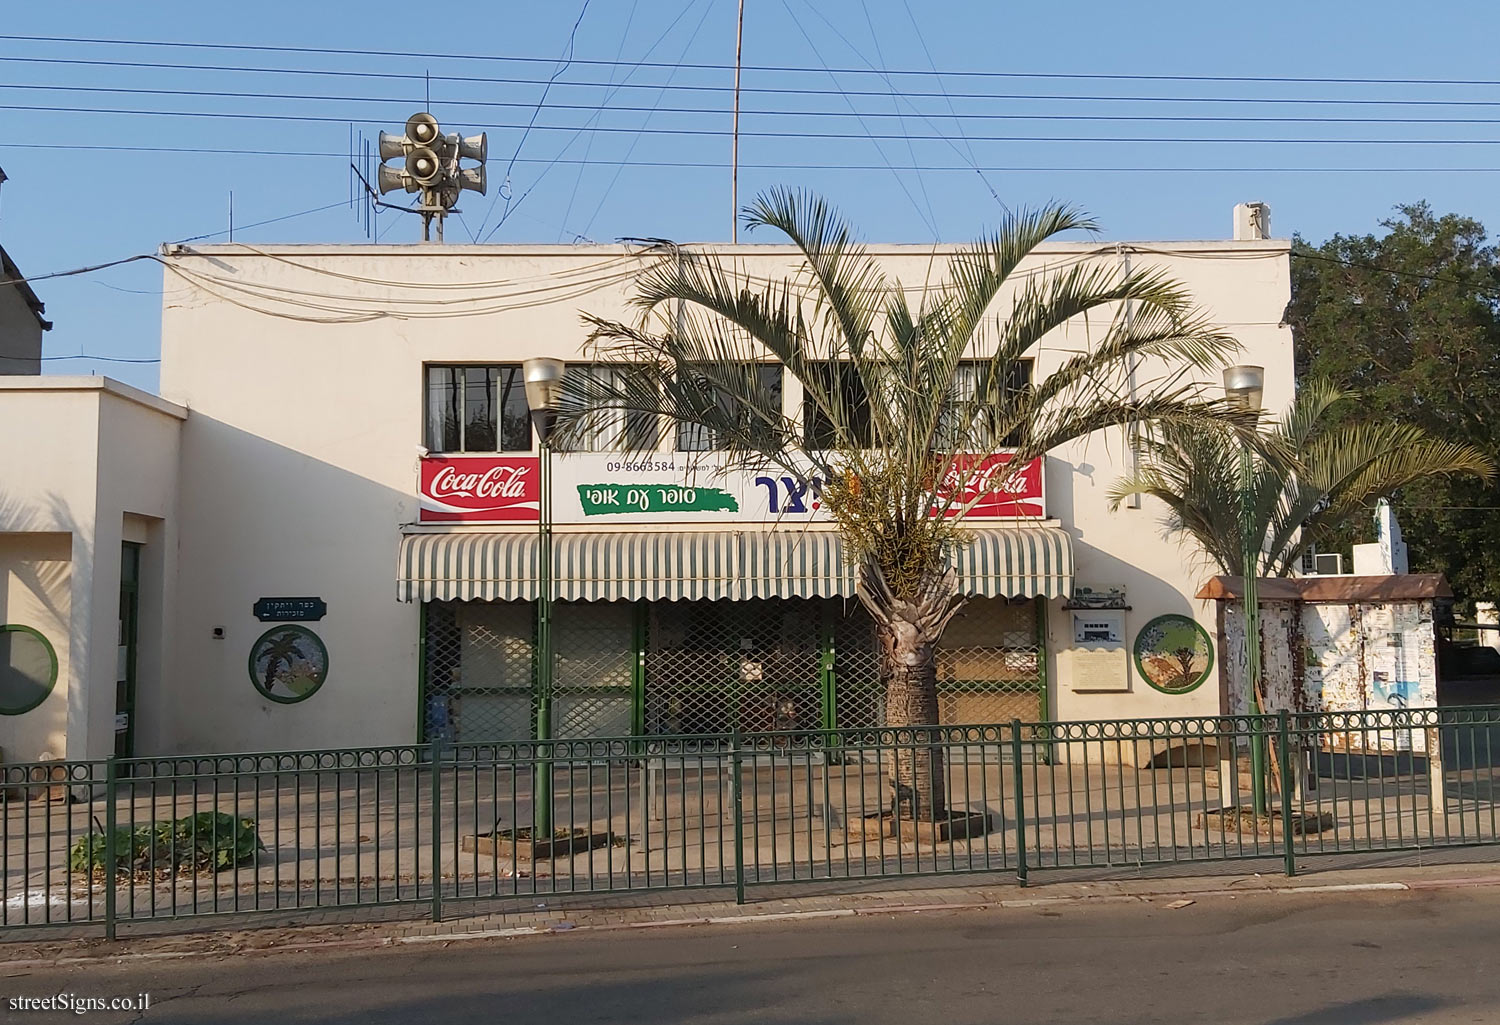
0;228;1293;761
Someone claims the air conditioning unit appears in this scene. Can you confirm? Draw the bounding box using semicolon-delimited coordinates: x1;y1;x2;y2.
1299;548;1344;575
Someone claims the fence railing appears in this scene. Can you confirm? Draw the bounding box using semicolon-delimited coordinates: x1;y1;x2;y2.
6;706;1500;937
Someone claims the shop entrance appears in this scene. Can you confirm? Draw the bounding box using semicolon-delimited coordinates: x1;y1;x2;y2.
420;596;1048;743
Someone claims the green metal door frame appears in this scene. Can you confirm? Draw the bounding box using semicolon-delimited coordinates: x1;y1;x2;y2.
115;543;142;759
416;600;429;742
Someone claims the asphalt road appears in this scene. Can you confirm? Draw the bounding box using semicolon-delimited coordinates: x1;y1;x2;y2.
5;887;1500;1024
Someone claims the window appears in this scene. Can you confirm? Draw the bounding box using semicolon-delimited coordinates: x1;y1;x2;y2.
425;365;531;453
557;363;658;452
803;362;872;448
676;363;783;452
937;359;1033;449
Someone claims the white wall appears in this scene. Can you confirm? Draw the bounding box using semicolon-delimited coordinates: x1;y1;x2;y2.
0;379;183;761
158;238;1292;751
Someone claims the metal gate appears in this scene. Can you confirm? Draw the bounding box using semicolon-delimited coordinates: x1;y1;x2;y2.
421;596;1047;742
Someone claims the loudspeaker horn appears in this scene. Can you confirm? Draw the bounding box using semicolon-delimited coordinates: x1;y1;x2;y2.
377;165;416;195
405;112;441;147
458;165;486;195
404;146;442;186
378;131;409;162
457;132;487;163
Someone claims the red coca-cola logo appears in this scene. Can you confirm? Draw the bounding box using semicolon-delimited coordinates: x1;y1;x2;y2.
933;454;1044;518
419;456;539;522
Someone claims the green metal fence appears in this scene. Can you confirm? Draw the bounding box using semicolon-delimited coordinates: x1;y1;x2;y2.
5;706;1500;937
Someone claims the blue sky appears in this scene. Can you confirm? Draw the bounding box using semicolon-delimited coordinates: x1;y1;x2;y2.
4;1;1499;392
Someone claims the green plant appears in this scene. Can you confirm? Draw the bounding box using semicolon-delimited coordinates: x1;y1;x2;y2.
69;812;261;876
571;187;1242;818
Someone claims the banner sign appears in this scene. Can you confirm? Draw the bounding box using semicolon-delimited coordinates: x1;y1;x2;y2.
418;452;1044;525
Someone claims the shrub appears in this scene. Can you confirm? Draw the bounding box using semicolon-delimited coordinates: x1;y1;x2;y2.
70;812;261;876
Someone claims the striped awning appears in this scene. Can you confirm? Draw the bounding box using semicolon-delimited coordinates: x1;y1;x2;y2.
397;526;1072;603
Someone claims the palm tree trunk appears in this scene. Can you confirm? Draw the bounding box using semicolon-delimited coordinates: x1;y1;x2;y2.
878;611;946;821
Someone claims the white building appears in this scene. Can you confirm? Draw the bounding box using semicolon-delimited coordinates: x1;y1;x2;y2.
0;215;1292;762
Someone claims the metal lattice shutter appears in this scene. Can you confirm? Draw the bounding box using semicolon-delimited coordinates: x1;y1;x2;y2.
643;599;823;736
423;600;534;744
553;599;635;739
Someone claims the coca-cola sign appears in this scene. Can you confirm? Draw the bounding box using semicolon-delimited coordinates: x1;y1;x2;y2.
419;456;539;523
932;454;1044;518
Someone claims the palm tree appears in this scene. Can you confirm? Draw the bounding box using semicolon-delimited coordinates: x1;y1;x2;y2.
565;188;1242;819
259;631;306;694
1109;377;1495;577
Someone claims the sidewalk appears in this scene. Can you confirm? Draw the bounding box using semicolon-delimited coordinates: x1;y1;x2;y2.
5;853;1499;969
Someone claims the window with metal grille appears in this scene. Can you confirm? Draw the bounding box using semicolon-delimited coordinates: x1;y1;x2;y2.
424;364;531;453
675;363;784;452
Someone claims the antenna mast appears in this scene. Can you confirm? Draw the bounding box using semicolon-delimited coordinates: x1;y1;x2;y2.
731;0;745;243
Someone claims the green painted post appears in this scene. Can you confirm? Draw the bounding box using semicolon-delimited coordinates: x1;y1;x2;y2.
534;439;554;837
819;610;837;753
1279;710;1297;877
1010;719;1028;888
631;600;647;743
1241;444;1268;816
1034;596;1052;765
430;742;443;923
415;600;428;743
103;758;117;940
731;726;746;905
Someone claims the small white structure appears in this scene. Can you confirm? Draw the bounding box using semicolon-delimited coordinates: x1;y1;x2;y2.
1353;498;1409;576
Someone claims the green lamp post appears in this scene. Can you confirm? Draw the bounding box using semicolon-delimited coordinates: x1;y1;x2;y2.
1223;364;1267;815
524;356;565;836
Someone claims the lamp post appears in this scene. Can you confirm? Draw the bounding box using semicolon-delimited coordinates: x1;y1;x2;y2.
524;357;565;836
1223;364;1267;816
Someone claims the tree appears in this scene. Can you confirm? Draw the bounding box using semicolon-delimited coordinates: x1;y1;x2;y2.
1108;378;1494;577
1287;203;1500;601
565;188;1240;819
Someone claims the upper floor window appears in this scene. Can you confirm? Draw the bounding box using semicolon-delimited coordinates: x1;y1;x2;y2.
937;359;1033;449
803;361;873;449
676;363;784;452
557;363;659;452
425;364;531;453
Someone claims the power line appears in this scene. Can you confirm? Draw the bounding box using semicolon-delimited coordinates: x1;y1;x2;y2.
481;0;594;240
29;81;1500;126
41;354;161;363
13;143;1500;173
14;102;1500;144
16;54;1500;108
25;81;1500;125
10;33;1500;86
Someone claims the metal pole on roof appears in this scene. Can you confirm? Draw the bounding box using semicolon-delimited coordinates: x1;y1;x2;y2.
731;0;745;243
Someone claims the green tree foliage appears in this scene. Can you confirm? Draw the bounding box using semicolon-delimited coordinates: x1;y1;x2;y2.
570;188;1240;817
1287;203;1500;600
1110;379;1493;578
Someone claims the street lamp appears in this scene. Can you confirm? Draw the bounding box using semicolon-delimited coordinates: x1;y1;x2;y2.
1223;364;1267;816
524;357;565;836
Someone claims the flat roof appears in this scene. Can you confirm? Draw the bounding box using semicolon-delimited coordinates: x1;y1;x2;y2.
164;238;1291;259
0;375;186;419
1196;574;1452;603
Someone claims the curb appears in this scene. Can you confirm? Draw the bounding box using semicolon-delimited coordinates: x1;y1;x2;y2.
5;873;1495;970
